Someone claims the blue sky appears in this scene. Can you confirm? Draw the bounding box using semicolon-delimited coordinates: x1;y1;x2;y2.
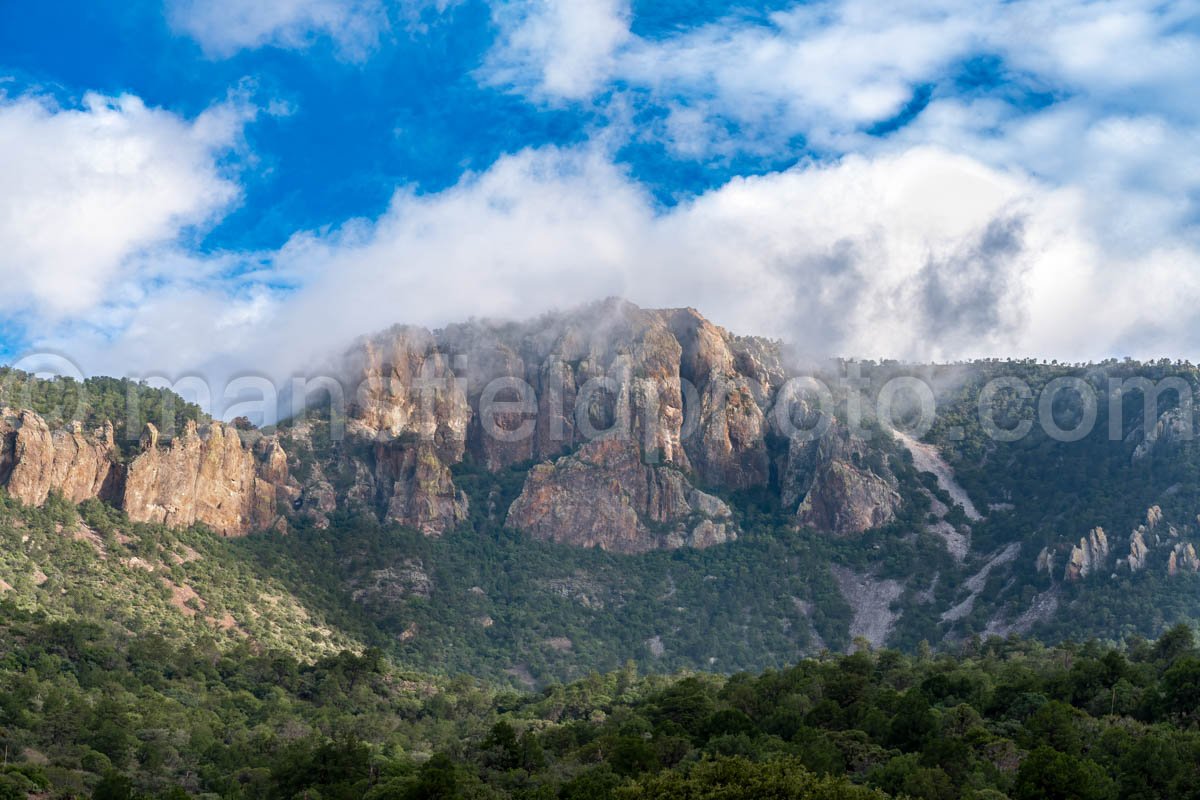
0;0;1198;400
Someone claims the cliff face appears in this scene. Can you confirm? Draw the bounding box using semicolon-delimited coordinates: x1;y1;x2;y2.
505;438;736;554
374;441;469;535
1064;527;1109;580
318;301;787;549
0;410;121;505
1168;543;1200;576
0;301;918;549
352;327;472;459
123;421;287;537
781;424;902;536
321;299;907;550
304;299;911;549
0;410;289;537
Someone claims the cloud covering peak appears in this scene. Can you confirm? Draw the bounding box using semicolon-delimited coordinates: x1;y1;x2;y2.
1;0;1198;416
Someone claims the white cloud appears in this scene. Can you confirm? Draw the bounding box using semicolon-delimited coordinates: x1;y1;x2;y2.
167;0;388;59
481;0;1198;147
41;144;1200;417
0;91;249;318
482;0;631;100
467;0;1200;368
617;2;985;152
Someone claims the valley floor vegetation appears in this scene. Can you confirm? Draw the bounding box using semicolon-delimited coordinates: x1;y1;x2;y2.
3;596;1200;799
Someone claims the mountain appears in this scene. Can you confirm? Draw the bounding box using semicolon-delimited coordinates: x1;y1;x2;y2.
277;297;896;547
0;300;893;546
3;300;1200;687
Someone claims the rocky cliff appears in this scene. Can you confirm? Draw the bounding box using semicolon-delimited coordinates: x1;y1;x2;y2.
1064;527;1109;580
122;421;288;536
781;425;902;536
0;409;290;536
318;299;904;550
506;438;736;554
0;410;121;505
0;300;916;549
1168;542;1200;576
1043;506;1200;581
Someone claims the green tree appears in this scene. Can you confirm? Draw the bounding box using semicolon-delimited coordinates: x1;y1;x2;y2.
1012;747;1116;800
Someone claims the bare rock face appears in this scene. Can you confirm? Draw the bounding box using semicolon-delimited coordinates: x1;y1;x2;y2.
338;300;908;545
1036;546;1055;574
0;410;120;505
1128;527;1150;572
1133;409;1191;461
1064;527;1109;581
1123;507;1169;573
375;441;469;535
505;438;737;554
0;410;290;537
350;327;471;461
1147;505;1164;530
782;425;901;536
335;300;785;545
123;421;286;537
1168;543;1200;576
668;309;774;489
797;460;901;536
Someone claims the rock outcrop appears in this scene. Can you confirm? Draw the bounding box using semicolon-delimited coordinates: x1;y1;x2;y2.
782;425;901;536
1168;543;1200;576
123;421;287;537
0;410;121;505
505;438;736;554
1125;508;1165;573
1127;527;1150;572
1133;409;1191;461
317;300;913;546
1105;507;1200;577
374;441;469;535
1036;546;1055;574
351;327;472;456
332;300;800;549
0;409;289;537
1147;505;1163;531
1064;527;1109;581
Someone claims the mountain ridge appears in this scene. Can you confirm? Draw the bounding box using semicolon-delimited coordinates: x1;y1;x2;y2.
4;300;1200;681
0;300;911;550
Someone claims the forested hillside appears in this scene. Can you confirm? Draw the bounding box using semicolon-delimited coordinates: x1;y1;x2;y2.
2;599;1200;799
10;349;1200;684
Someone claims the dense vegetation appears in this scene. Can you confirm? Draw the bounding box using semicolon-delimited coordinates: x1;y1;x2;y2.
911;359;1200;644
0;370;205;458
4;595;1200;799
0;494;354;663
